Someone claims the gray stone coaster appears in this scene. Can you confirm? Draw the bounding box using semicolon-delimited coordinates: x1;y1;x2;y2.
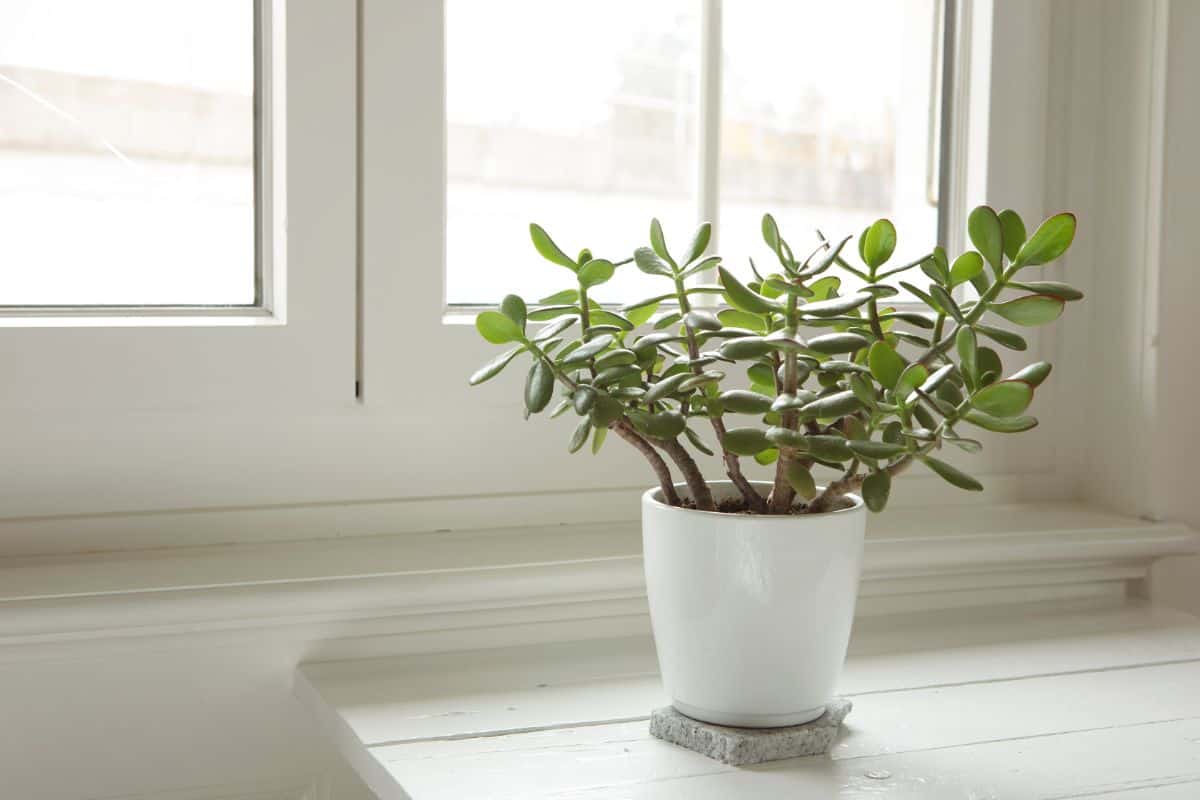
649;698;852;766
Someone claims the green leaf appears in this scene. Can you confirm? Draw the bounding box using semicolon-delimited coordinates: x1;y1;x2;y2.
930;284;963;321
753;448;777;466
718;266;781;314
862;218;897;269
684;310;722;331
683;222;712;266
561;334;615;365
529;223;577;270
652;312;682;330
622;293;674;312
1013;212;1076;267
634;247;675;277
919;363;955;394
968;206;1004;274
1010;361;1052;387
590;309;635;331
720;336;775;359
801;292;873;317
590;394;625;427
949;251;985;288
862;470;891;512
956;326;978;384
761;213;781;252
998;209;1027;262
476;310;524;344
972;380;1033;417
572;386;596;414
800;390;861;419
806;435;852;462
922;456;984;491
643;372;691;405
786;461;817;501
991;295;1066;326
718;389;773;414
539;289;579;305
806;332;870;355
765;426;807;448
637;410;687;440
594;349;638;369
1010;280;1084;301
577;259;616;288
976;324;1027;351
528;304;579;322
895;363;929;401
650;218;675;267
499;294;527;331
625;302;659;328
724;427;772;456
868;341;907;389
962;409;1039;433
591;425;608;454
684;425;714;456
524;360;553;415
468;345;526;385
717;309;768;333
568;419;592;453
594;364;640;386
923;247;950;283
848;440;907;459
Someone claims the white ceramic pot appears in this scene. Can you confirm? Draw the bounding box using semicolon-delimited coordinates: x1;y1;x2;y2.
642;480;866;728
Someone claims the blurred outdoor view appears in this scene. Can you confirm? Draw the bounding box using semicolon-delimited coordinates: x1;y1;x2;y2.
447;0;939;305
0;0;255;306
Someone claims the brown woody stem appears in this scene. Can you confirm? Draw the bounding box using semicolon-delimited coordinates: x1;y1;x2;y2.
805;456;913;514
767;293;801;513
612;419;680;506
654;436;716;511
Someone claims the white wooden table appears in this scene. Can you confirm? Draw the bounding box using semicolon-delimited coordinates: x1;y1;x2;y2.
296;600;1200;799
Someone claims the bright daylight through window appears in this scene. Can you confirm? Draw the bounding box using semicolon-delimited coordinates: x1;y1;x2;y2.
0;0;256;307
446;0;940;305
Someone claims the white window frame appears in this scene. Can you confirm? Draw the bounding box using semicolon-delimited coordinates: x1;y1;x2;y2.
0;0;1087;548
0;0;358;412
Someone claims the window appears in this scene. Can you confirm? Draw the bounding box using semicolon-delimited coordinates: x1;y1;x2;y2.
445;0;943;305
0;0;258;307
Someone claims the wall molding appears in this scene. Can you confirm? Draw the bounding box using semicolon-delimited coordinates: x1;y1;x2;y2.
0;503;1193;657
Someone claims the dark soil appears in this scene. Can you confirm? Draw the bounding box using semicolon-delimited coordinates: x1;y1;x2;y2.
677;494;853;515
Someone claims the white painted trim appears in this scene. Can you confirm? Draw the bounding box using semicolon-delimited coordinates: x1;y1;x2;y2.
0;504;1192;653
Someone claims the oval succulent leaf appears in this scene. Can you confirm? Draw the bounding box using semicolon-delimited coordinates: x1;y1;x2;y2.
500;294;527;331
719;266;781;314
972;380;1033;417
643;372;691;405
718;309;768;333
894;363;929;401
786;461;817;501
568;418;592;453
919;363;956;394
539;288;579;305
761;213;781;251
862;470;891;512
589;394;625;427
967;206;1004;273
801;292;873;317
862;218;897;269
528;304;579;322
922;456;984;491
723;427;772;456
956;326;978;383
649;218;674;266
765;426;807;448
720;336;775;359
685;309;722;331
476;310;524;344
1013;212;1076;267
634;246;675;277
806;435;852;462
800;390;861;419
848;440;907;459
998;209;1027;261
806;332;870;355
1010;280;1084;301
640;410;687;440
991;295;1065;326
718;389;773;414
949;251;985;288
868;340;906;389
962;409;1039;433
561;334;615;364
683;222;712;266
577;258;616;288
529;223;577;270
975;323;1027;351
524;360;554;414
1010;361;1053;387
468;345;526;385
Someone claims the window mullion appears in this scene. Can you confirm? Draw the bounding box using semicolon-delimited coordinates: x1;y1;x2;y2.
693;0;723;305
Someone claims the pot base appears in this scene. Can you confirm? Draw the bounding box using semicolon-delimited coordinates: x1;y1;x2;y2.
671;700;827;729
650;697;853;766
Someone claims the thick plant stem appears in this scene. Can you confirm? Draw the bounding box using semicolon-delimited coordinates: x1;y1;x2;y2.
612;419;680;506
654;437;716;511
806;456;913;514
674;278;764;512
767;294;801;513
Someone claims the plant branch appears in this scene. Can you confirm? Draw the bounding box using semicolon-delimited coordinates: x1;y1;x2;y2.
805;456;914;514
767;292;801;513
653;436;716;510
612;419;680;505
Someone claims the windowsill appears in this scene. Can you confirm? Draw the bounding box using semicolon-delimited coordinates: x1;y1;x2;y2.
295;598;1200;799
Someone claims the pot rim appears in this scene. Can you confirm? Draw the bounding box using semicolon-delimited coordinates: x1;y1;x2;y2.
642;479;864;520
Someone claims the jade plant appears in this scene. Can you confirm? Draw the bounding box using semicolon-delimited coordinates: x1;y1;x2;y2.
469;207;1079;514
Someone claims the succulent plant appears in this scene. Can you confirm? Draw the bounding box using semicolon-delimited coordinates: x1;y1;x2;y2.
470;207;1079;514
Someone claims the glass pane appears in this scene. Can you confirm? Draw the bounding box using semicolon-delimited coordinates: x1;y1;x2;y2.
446;0;699;305
719;0;939;287
0;0;256;306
